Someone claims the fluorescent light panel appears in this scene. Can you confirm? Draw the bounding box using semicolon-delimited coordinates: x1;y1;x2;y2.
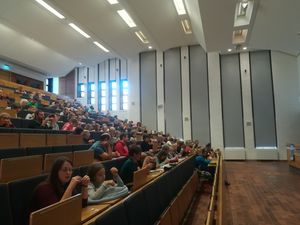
135;31;149;44
173;0;186;15
69;23;90;38
181;19;192;34
35;0;65;19
106;0;119;4
117;9;136;28
94;41;109;52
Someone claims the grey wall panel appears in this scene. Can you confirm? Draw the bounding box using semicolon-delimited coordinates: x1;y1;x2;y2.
189;45;210;143
221;54;244;147
140;51;157;131
250;51;277;147
164;48;183;138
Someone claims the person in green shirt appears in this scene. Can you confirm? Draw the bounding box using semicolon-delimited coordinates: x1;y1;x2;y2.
120;144;153;185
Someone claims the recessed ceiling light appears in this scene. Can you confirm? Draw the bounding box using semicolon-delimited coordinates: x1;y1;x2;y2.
106;0;118;4
173;0;186;15
117;9;136;28
135;31;149;44
35;0;65;19
227;49;232;52
148;46;152;49
69;23;90;38
181;19;192;34
79;62;82;65
93;41;109;52
242;46;247;50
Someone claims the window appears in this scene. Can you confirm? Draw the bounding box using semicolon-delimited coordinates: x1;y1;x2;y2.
46;78;53;92
109;80;117;111
87;82;95;105
99;81;107;112
77;83;85;98
120;79;128;110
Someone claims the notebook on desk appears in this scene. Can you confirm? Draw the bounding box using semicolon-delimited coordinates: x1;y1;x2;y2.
132;166;150;191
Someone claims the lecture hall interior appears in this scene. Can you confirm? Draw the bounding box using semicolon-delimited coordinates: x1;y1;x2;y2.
0;0;300;225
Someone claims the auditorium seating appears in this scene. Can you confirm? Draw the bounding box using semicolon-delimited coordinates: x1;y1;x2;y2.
0;155;43;183
9;174;48;225
0;183;13;225
30;194;82;225
43;152;73;172
73;150;94;167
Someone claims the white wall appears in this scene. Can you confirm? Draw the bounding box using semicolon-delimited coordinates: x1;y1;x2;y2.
127;55;139;122
207;52;225;152
156;51;165;133
181;46;192;140
126;48;300;160
272;51;300;160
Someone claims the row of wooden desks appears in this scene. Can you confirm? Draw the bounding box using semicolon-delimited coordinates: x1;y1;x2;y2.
81;169;164;224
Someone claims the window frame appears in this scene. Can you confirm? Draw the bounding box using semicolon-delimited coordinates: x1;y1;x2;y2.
120;79;128;110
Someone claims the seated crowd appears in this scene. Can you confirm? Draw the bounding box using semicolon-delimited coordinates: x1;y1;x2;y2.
0;85;217;222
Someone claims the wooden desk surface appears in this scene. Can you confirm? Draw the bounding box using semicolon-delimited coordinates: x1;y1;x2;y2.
147;170;164;181
81;204;110;223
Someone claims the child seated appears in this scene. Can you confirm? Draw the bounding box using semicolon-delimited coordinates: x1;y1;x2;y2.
87;163;129;204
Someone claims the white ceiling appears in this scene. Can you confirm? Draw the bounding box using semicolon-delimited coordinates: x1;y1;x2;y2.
0;0;299;76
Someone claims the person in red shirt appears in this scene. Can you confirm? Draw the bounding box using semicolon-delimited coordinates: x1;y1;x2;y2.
62;118;78;131
31;157;90;212
114;133;129;157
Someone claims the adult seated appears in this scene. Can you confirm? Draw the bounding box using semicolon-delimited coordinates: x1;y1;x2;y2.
0;112;15;128
30;156;90;212
62;118;78;131
120;145;154;185
90;133;119;161
87;163;128;204
27;110;51;129
114;133;129;157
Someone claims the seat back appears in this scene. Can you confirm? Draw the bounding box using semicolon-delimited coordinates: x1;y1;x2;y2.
67;134;83;145
8;174;48;225
123;191;150;225
132;166;149;191
43;152;73;172
30;194;82;225
73;150;93;167
46;134;67;146
20;133;46;148
95;203;129;225
0;155;43;183
0;183;13;225
0;133;19;149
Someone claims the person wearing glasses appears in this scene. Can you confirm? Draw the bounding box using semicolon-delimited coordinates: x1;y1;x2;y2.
31;157;90;211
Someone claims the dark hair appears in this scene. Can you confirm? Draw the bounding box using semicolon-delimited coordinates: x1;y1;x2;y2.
87;163;105;184
129;144;142;157
157;150;168;163
47;157;73;199
162;145;170;152
73;127;83;135
120;133;128;140
100;133;110;141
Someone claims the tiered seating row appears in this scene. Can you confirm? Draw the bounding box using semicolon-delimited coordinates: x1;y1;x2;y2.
0;150;94;183
0;141;91;159
0;133;84;149
87;156;197;225
0;156;128;225
206;154;221;225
